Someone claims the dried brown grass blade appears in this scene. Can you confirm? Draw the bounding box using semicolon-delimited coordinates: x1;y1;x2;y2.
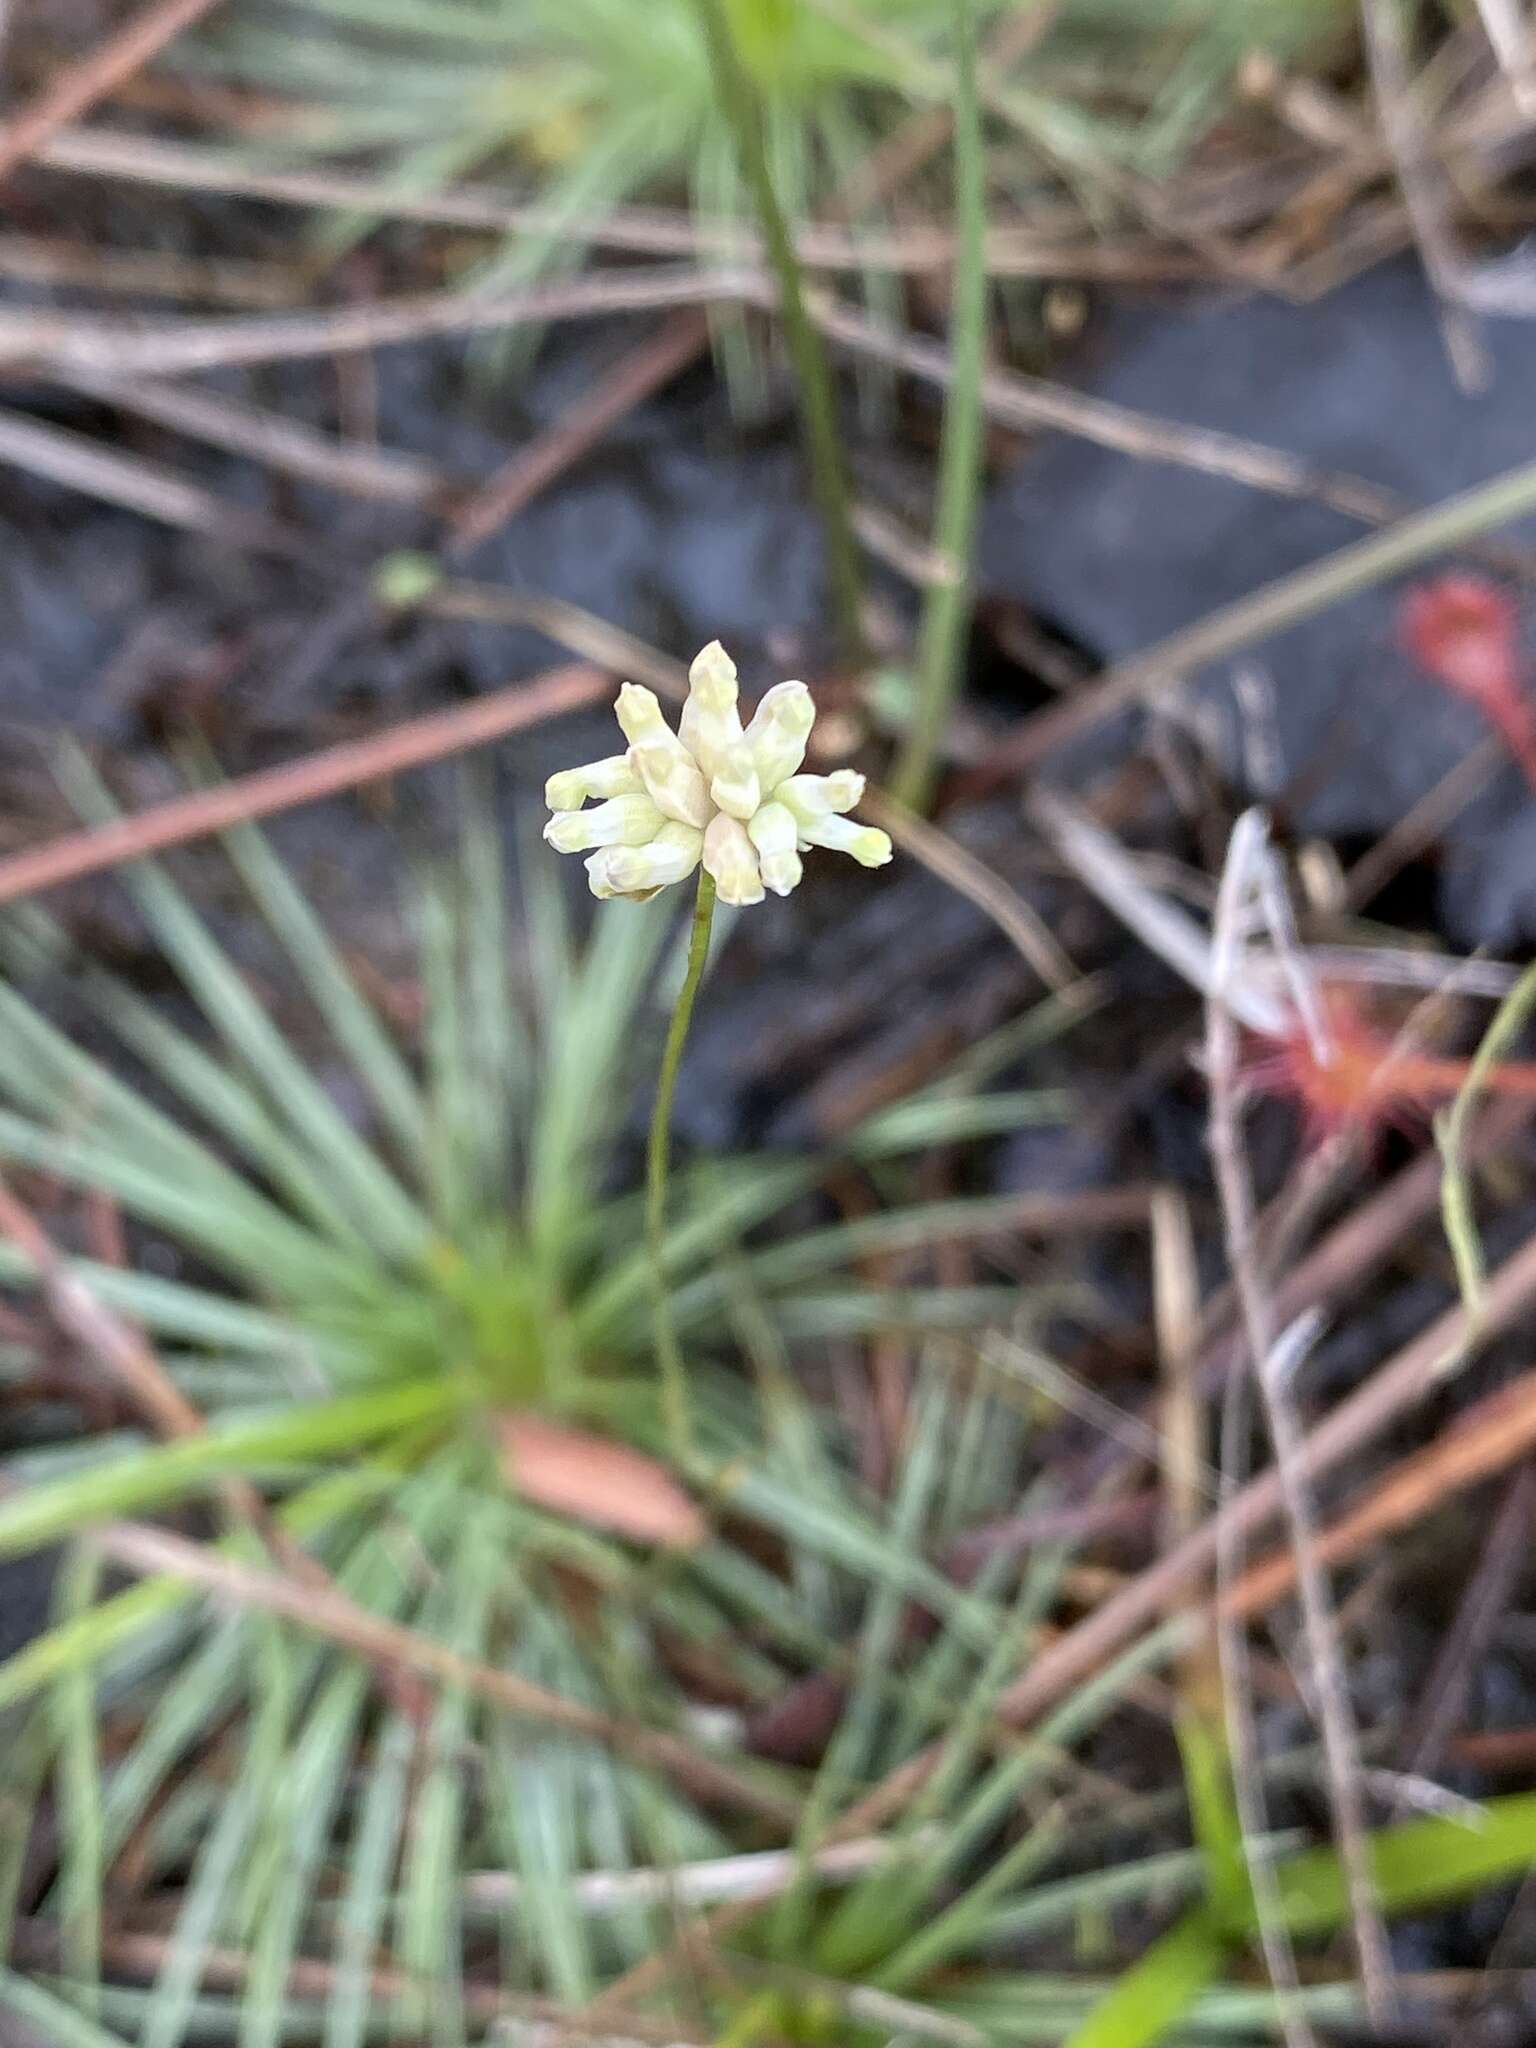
96;1519;797;1825
495;1412;705;1550
0;0;225;185
0;661;606;909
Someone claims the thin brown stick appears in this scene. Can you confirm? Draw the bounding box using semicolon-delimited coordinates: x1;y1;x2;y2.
6;1920;698;2040
1359;0;1483;381
835;1219;1536;1842
56;367;452;507
1340;738;1502;912
1229;1374;1536;1623
0;0;225;185
0;1177;202;1444
1205;819;1337;2044
1407;1458;1536;1773
0;231;299;308
0;1173;326;1588
0;662;607;909
862;790;1079;991
813;294;1434;533
29;124;1205;281
448;309;711;554
0;267;758;380
1212;811;1400;2015
0;404;297;553
95;1519;797;1826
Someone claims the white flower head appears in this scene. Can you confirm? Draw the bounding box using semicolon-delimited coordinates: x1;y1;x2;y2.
544;641;893;905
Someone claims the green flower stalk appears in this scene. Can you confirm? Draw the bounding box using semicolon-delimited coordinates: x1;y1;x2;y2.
546;640;892;1446
691;0;866;664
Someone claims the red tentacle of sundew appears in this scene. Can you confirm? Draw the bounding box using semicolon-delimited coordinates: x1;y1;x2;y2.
1248;987;1536;1142
1399;574;1536;792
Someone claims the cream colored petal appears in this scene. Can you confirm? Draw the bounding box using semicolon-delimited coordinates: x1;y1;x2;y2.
544;754;640;810
613;681;672;749
702;812;764;907
708;740;762;822
543;794;665;854
629;742;711;829
592;820;703;900
798;812;893;869
746;800;802;896
776;769;866;827
745;680;814;791
679;639;745;782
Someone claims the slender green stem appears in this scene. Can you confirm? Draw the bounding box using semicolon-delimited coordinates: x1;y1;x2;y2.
646;869;717;1459
692;0;864;664
892;0;987;813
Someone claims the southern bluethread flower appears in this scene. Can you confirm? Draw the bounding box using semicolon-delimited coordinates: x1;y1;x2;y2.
543;641;894;905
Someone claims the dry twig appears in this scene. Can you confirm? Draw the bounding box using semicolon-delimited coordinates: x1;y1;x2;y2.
0;662;607;909
95;1519;797;1826
0;0;226;185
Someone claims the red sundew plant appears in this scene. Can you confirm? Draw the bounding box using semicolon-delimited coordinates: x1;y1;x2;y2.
1399;573;1536;790
1248;986;1536;1142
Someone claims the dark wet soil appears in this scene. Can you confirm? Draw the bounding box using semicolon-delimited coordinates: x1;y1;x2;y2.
981;259;1536;941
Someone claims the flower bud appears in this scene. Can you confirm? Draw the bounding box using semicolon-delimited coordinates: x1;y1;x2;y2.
747;800;802;896
680;639;745;781
614;681;670;747
544;754;641;811
543;794;664;855
745;681;814;790
708;740;762;822
587;821;703;901
797;813;893;868
630;742;711;829
776;769;865;827
703;813;765;906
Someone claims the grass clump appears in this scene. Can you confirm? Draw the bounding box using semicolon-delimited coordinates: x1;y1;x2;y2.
0;750;1075;2043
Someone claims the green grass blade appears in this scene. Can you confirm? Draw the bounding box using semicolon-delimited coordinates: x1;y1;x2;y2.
526;899;666;1265
1278;1791;1536;1933
1061;1906;1229;2048
139;1615;296;2048
218;811;430;1173
53;745;429;1264
459;775;525;1196
890;0;986;809
0;1967;133;2048
0;1379;457;1558
48;1547;105;2020
324;1711;414;2048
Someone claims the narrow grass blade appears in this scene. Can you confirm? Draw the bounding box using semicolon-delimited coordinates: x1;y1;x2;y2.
890;0;986;810
53;745;430;1264
48;1546;105;2020
0;1967;133;2048
0;1378;457;1558
1061;1906;1228;2048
